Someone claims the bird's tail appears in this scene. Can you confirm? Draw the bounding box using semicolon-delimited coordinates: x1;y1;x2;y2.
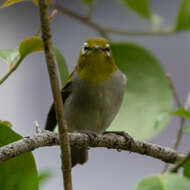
71;147;88;167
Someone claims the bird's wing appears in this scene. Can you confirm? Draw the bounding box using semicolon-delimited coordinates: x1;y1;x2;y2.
45;73;73;131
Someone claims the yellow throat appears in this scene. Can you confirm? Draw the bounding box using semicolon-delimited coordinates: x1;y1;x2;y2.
76;37;117;85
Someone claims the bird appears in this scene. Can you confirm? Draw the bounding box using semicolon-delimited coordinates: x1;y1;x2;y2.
45;37;127;167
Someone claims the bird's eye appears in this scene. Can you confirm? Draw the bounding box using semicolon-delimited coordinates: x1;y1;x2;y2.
105;44;110;57
84;46;89;51
81;42;89;55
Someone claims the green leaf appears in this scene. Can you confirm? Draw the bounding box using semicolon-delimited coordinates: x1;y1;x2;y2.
0;37;44;65
0;121;39;190
0;0;24;8
53;47;69;86
0;120;12;127
19;36;44;59
173;108;190;119
0;49;19;64
121;0;151;20
184;161;190;180
109;42;173;140
184;125;190;134
136;174;190;190
82;0;95;5
17;37;68;83
176;0;190;31
0;36;68;87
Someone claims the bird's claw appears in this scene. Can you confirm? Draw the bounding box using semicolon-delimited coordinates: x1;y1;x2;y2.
103;131;134;142
80;130;97;141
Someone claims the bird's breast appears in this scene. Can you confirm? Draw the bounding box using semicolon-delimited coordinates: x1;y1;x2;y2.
64;70;126;133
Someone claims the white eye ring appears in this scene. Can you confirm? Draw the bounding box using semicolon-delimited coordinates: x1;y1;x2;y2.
105;44;110;57
106;44;110;48
81;42;89;55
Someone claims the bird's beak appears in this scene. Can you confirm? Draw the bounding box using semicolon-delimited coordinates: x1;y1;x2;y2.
92;45;101;52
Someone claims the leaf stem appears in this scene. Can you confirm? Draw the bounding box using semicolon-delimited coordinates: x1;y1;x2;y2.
0;8;58;86
38;1;72;189
0;56;22;86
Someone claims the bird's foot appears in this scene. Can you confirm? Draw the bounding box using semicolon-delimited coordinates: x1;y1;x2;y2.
103;131;134;142
80;130;97;141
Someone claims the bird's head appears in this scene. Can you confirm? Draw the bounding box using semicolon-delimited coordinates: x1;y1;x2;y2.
76;37;117;84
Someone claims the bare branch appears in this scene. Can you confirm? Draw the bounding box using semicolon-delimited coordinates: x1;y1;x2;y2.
54;4;109;39
167;75;186;152
170;151;190;173
38;1;72;189
0;131;185;164
162;86;190;173
54;4;178;37
104;27;176;36
166;73;182;108
35;8;58;36
162;74;184;173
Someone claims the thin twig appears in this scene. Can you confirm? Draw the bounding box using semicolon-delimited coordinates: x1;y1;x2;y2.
162;74;184;173
173;118;185;150
0;131;185;164
162;88;190;173
168;80;190;152
161;118;185;171
167;75;189;152
35;8;58;36
170;151;190;173
38;1;72;190
54;4;109;39
166;73;183;108
54;4;179;37
104;27;176;36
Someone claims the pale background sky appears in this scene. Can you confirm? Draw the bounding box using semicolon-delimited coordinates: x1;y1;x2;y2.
0;0;190;190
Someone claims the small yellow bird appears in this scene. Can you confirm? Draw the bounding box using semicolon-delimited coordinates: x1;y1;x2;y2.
45;37;126;167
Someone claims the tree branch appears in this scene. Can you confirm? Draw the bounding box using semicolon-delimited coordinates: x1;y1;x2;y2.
170;151;190;173
162;74;187;173
35;8;58;36
0;131;185;164
54;4;109;39
54;4;178;37
103;27;176;36
38;1;72;189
